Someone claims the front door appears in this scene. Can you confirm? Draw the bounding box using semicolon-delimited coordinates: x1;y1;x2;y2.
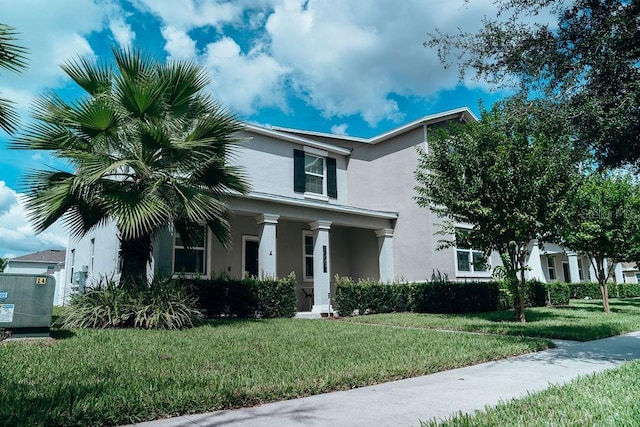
243;237;259;277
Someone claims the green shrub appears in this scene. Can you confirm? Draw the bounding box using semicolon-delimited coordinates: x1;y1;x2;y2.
568;282;604;299
614;283;640;298
182;273;297;318
410;281;501;314
59;277;203;330
335;276;413;316
245;273;297;318
527;281;570;307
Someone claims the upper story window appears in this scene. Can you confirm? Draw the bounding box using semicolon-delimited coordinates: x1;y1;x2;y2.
455;228;487;274
173;226;207;275
305;154;324;194
294;149;337;199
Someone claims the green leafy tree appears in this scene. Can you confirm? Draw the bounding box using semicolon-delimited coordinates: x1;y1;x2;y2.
415;97;581;322
0;257;6;272
0;23;28;134
558;173;639;313
426;0;640;169
11;48;248;289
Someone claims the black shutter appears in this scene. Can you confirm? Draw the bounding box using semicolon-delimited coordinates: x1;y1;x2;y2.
294;149;305;193
327;157;337;198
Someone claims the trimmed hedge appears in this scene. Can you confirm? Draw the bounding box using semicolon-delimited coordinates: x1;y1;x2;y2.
568;281;640;300
336;278;576;317
410;281;500;314
182;273;297;318
334;277;412;315
527;280;571;306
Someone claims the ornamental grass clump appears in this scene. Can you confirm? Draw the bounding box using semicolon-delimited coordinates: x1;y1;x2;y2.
59;276;203;330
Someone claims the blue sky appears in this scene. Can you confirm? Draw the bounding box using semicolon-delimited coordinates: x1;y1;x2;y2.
0;0;519;258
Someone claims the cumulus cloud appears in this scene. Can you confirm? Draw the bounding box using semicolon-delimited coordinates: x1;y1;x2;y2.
137;0;506;126
203;37;290;115
109;16;136;48
162;26;197;60
330;124;349;136
0;182;67;259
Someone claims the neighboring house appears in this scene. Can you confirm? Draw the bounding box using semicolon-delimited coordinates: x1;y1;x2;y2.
4;249;67;306
64;107;633;315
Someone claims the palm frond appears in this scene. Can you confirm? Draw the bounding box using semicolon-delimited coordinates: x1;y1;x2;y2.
0;96;19;133
0;23;27;73
61;56;112;96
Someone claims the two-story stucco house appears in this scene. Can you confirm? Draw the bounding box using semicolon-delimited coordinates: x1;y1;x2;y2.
64;107;623;314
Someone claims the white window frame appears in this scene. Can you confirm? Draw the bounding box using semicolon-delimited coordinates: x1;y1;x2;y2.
454;227;490;277
577;258;585;281
172;226;208;276
547;256;556;281
303;146;329;201
89;238;95;273
302;230;314;282
242;235;259;278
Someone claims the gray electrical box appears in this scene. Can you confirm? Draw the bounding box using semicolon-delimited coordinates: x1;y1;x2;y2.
0;273;56;338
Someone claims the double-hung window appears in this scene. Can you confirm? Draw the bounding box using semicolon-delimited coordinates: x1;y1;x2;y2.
303;231;314;281
547;256;556;281
455;228;487;274
173;226;207;275
294;149;337;199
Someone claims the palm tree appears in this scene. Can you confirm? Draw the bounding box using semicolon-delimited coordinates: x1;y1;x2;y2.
12;48;249;288
0;23;28;134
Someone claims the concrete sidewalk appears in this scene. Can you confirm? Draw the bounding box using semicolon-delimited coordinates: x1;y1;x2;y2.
125;331;640;427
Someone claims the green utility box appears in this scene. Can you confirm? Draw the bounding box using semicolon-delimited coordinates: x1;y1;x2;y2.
0;273;56;338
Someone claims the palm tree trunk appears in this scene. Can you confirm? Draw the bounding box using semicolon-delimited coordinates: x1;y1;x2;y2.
119;234;152;290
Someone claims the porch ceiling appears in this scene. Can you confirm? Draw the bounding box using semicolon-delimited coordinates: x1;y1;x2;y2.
228;191;397;230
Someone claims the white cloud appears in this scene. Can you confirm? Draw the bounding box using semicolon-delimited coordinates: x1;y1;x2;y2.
162;26;197;60
203;37;290;115
0;182;67;259
109;16;136;48
330;124;349;136
133;0;244;30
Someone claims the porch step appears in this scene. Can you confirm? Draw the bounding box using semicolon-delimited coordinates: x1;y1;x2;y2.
294;312;322;319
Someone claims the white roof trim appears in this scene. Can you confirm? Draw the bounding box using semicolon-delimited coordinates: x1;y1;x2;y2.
244;124;352;156
232;191;398;220
272;107;478;145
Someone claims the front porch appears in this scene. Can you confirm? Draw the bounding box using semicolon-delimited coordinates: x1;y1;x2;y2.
526;241;596;283
160;192;398;315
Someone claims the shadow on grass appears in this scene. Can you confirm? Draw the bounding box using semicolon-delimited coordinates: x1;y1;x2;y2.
50;329;76;340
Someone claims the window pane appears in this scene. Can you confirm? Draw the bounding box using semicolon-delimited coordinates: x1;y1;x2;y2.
457;250;470;272
305;175;323;194
305;256;314;278
174;249;205;274
455;229;472;249
305;235;314;255
305;155;323;175
175;226;206;247
472;251;486;272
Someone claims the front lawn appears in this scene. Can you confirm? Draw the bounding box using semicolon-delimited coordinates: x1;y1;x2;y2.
424;359;640;426
0;318;549;426
342;298;640;341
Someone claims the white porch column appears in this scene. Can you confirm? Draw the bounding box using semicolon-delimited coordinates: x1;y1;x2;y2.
567;252;581;283
376;228;395;283
527;240;546;282
310;220;332;314
256;214;279;278
615;262;624;284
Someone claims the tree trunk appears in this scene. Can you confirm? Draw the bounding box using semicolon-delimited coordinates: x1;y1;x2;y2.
600;282;611;313
517;271;527;323
119;234;153;290
596;259;611;313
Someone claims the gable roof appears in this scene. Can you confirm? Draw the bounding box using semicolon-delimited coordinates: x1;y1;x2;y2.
271;107;477;145
9;249;66;263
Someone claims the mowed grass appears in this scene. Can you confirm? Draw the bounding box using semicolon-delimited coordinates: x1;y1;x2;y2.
342;298;640;341
423;359;640;427
0;319;550;427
